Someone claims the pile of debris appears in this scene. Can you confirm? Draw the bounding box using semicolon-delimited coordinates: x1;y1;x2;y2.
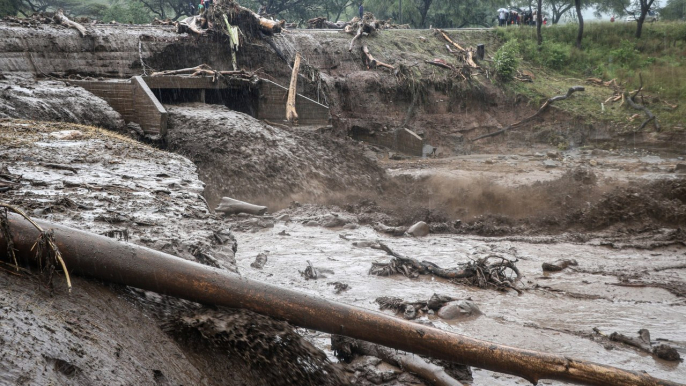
587;74;667;131
177;0;283;37
149;64;257;83
2;12;53;26
307;17;347;29
4;10;88;36
369;243;522;293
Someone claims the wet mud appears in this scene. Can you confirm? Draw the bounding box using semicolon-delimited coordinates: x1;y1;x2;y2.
0;119;341;386
165;103;385;208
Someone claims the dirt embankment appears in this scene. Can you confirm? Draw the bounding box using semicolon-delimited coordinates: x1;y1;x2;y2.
165;104;386;209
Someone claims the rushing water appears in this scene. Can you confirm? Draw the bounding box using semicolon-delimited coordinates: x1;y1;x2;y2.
233;221;686;384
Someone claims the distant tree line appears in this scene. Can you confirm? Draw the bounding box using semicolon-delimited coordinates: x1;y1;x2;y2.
0;0;682;29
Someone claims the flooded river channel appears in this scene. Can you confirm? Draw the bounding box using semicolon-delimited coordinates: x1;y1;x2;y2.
234;213;686;384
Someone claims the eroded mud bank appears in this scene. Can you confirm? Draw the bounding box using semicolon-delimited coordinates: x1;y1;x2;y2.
0;119;342;386
165;103;385;208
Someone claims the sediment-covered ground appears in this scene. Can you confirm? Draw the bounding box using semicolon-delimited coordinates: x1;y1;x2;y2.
0;119;342;386
165;103;386;208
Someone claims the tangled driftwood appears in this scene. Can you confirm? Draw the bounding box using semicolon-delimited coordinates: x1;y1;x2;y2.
472;86;585;141
150;64;254;83
369;243;522;293
624;74;660;131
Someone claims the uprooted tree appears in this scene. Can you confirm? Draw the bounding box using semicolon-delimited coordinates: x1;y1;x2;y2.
369;242;523;294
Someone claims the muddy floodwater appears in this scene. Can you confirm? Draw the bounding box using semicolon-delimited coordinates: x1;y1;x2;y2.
226;151;686;385
234;222;686;384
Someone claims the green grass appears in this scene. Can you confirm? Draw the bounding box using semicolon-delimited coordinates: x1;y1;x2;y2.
495;22;686;130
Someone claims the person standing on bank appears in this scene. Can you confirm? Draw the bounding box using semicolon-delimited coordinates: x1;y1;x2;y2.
359;3;364;19
498;8;507;27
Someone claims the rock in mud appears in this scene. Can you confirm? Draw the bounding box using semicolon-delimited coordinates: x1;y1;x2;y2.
301;260;333;279
328;281;350;294
427;293;456;310
547;150;559;158
675;163;686;173
373;222;407;236
542;259;579;272
322;213;353;228
652;344;681;361
437;300;481;320
543;160;560;168
49;129;83;140
353;240;380;248
251;252;268;269
407;221;429;237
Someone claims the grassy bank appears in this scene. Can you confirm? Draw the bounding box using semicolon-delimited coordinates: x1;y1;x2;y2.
495;22;686;130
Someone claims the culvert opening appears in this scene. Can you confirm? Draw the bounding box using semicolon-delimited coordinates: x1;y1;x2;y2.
152;87;259;117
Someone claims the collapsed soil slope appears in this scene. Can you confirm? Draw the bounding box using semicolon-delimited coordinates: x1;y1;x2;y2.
0;119;342;386
0;75;125;131
165;103;385;208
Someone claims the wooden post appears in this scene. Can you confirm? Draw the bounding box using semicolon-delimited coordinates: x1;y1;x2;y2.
286;53;301;125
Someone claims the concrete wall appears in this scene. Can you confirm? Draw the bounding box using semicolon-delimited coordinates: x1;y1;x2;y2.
72;78;167;136
257;80;330;126
132;76;168;136
351;127;424;156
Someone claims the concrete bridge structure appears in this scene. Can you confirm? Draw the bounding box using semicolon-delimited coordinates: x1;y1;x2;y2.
71;75;331;136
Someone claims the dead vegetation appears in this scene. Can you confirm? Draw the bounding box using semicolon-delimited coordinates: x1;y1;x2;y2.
471;86;585;141
369;242;522;294
587;74;662;131
0;203;71;292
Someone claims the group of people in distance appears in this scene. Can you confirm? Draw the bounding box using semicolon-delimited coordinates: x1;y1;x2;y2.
497;8;547;27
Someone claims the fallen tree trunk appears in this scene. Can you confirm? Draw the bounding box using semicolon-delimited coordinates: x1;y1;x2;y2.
259;17;284;34
472;86;584;141
332;335;465;386
435;29;478;68
286;52;301;124
214;197;267;215
624;91;660;131
0;213;682;386
151;64;212;77
53;9;87;37
362;45;394;70
437;29;465;51
349;26;364;52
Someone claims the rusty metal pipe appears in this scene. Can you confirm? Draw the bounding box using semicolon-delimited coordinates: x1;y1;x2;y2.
0;213;680;386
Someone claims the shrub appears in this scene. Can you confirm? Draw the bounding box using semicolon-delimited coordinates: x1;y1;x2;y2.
541;42;569;70
609;40;639;66
494;39;520;82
